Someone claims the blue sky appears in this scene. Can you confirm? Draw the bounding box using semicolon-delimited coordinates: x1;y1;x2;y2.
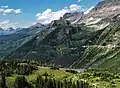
0;0;102;29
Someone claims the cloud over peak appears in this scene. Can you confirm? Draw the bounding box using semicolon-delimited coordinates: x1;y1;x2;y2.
36;4;81;24
69;4;81;11
0;20;17;29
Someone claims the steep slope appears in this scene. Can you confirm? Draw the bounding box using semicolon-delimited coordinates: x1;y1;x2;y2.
0;33;34;59
0;23;46;59
16;23;46;34
7;19;102;67
63;12;84;24
3;0;120;69
0;27;4;35
64;0;120;30
72;18;120;69
0;27;3;31
62;0;120;69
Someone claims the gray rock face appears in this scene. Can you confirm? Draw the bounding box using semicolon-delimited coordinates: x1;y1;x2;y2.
63;12;84;24
0;28;3;31
64;1;120;30
29;23;46;30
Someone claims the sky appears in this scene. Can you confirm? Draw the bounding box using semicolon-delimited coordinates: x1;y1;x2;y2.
0;0;102;29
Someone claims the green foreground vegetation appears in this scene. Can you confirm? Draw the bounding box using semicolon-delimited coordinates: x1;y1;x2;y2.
1;60;120;88
7;68;120;88
7;66;71;86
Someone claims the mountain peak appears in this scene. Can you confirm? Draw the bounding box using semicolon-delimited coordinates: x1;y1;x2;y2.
93;0;120;11
7;27;14;31
104;0;120;3
63;12;84;24
50;18;71;27
32;23;44;27
63;12;84;19
0;27;4;31
30;23;46;29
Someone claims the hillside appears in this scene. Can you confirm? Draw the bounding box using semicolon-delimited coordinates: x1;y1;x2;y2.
1;0;120;69
6;0;120;68
6;19;101;67
72;20;120;69
0;23;46;59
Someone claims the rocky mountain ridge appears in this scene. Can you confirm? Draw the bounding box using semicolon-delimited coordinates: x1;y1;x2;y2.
64;0;120;30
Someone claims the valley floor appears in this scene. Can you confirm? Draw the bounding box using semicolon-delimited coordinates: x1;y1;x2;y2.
7;66;120;88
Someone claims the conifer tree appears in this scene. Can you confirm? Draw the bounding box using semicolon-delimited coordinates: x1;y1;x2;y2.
13;76;30;88
35;75;43;88
76;80;80;88
0;71;7;88
63;79;68;88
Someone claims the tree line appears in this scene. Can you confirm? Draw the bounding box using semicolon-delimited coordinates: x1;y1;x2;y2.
0;60;89;88
0;70;89;88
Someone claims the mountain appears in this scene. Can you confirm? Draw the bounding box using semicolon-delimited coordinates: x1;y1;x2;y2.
72;20;120;68
0;23;46;59
0;27;3;31
63;12;84;24
104;0;120;3
7;27;14;31
0;23;46;36
71;0;120;69
63;0;120;31
30;23;46;29
0;28;4;35
16;23;46;34
2;0;120;69
6;19;102;67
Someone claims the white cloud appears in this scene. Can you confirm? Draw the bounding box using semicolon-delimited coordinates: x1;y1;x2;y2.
4;9;13;13
0;5;22;15
36;8;69;24
13;9;22;13
43;9;52;15
84;6;94;14
36;4;81;24
36;13;41;17
1;6;8;8
0;9;4;12
0;20;10;25
78;0;82;2
69;4;81;11
0;20;17;29
0;20;11;29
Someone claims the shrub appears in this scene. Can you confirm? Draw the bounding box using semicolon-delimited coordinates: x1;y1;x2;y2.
42;72;49;76
50;66;59;70
13;76;31;88
65;69;78;74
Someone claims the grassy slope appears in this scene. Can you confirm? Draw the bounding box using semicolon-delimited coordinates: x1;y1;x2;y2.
7;67;72;87
7;67;120;88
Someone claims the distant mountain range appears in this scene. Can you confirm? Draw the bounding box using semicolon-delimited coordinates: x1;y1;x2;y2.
1;0;120;69
0;23;46;35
